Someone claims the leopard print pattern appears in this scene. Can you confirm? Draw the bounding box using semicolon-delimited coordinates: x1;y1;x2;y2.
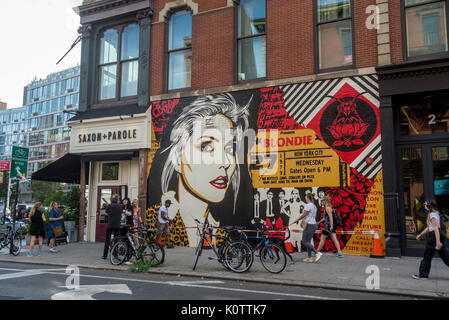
146;205;189;247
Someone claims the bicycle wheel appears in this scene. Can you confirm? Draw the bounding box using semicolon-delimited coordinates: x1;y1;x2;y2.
142;240;165;266
224;241;254;273
260;242;287;274
10;232;22;256
110;239;129;265
192;239;203;271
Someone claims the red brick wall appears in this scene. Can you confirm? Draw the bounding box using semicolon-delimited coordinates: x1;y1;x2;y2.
354;0;378;68
389;0;404;64
267;0;314;79
192;8;234;90
151;0;381;96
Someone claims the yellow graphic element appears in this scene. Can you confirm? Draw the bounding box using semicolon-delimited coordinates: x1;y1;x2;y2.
249;129;350;188
342;170;386;256
147;125;160;177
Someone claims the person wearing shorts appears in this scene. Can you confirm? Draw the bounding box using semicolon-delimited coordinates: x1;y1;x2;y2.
157;200;174;248
315;196;343;262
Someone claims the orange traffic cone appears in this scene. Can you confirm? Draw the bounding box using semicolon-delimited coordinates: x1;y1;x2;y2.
284;241;295;253
370;232;384;258
203;227;213;249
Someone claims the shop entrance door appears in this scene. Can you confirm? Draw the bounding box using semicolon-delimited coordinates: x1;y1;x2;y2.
95;186;120;242
399;144;449;255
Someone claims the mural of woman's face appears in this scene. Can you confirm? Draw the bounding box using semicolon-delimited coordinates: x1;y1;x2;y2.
179;114;237;204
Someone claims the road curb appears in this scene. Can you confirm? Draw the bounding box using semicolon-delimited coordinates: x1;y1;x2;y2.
1;258;447;299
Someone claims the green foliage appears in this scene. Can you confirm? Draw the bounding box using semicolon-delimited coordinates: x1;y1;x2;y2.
126;258;158;273
22;223;31;236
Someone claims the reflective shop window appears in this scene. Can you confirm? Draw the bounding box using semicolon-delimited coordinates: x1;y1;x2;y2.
405;0;448;57
102;163;119;181
317;0;353;70
400;99;449;135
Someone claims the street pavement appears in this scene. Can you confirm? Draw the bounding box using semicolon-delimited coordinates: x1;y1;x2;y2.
0;242;448;299
0;261;411;300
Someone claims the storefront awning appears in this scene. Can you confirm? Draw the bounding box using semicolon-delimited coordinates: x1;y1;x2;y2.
80;151;135;162
31;153;88;184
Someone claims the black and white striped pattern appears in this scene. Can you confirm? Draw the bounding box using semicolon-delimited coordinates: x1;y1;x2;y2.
280;75;382;180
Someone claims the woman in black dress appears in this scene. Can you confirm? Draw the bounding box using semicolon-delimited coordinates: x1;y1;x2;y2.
28;202;46;257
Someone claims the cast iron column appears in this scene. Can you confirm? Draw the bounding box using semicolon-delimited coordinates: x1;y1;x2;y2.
380;96;401;257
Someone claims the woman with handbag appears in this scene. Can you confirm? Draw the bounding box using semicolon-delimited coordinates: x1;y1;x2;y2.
28;202;46;257
48;202;64;253
314;196;343;262
292;193;318;262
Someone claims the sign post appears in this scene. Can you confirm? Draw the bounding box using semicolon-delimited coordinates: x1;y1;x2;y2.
0;161;11;224
9;146;29;248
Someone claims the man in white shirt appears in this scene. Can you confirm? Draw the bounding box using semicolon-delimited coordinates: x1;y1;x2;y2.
157;200;174;248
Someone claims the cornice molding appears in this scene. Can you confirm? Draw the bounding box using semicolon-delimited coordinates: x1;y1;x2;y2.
377;58;449;80
78;0;146;16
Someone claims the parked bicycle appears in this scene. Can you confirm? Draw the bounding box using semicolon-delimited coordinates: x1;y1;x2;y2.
240;227;291;274
0;224;23;256
192;219;254;273
110;226;165;266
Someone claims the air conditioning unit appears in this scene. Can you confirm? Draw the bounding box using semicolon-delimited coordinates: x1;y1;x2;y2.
33;112;38;116
66;105;73;109
34;98;39;102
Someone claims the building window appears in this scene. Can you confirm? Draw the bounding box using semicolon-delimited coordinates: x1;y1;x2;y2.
101;162;120;181
98;23;140;101
237;0;266;81
167;10;192;91
317;0;353;70
405;0;448;58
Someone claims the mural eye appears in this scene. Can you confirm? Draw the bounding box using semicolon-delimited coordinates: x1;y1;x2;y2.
200;141;214;152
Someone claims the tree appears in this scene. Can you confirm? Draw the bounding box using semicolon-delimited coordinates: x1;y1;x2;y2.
30;180;57;204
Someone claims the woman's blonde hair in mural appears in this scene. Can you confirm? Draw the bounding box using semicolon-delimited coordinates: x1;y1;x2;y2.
160;93;251;211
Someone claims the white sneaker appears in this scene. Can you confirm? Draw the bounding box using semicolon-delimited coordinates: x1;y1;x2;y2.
124;261;133;265
315;252;323;263
303;257;313;263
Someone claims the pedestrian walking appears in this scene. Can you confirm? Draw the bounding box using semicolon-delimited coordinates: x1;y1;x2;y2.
157;200;174;248
292;193;318;262
28;202;46;257
315;196;343;262
48;202;64;253
102;194;122;260
412;201;449;279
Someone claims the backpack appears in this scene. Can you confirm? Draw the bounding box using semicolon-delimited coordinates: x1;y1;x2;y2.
332;208;341;227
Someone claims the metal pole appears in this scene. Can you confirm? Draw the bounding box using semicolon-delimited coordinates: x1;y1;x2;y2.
12;179;19;235
5;177;11;218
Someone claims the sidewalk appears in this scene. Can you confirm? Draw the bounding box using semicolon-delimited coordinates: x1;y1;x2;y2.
1;242;448;299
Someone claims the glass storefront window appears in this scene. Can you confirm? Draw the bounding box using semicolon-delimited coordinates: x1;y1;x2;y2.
102;163;119;181
433;147;449;218
400;100;449;135
401;147;426;247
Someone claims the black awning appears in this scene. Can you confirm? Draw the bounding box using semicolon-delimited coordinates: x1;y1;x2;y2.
31;153;87;184
81;151;135;162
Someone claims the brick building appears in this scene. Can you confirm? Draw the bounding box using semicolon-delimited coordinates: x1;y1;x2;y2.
33;0;449;256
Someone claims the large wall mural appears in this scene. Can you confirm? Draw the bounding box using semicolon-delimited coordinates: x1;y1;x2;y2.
146;75;385;255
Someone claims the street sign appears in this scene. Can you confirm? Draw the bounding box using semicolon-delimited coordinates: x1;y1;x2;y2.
0;160;10;171
10;146;29;180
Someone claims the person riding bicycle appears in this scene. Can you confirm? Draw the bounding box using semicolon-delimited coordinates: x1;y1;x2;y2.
156;200;174;248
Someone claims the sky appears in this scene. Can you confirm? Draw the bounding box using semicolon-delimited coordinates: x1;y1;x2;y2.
0;0;83;108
